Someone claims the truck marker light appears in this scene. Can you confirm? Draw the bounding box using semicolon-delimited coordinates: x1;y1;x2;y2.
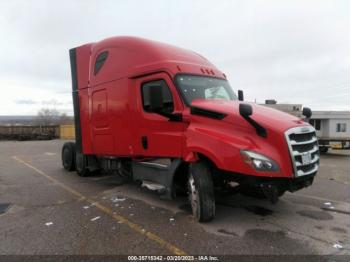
241;150;279;172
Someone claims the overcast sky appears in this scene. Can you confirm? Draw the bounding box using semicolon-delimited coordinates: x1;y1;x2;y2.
0;0;350;115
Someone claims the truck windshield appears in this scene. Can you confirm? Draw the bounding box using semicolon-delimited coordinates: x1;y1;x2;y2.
175;74;237;105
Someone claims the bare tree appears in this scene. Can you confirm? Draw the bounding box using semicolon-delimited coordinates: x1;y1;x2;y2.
58;113;74;125
36;108;60;125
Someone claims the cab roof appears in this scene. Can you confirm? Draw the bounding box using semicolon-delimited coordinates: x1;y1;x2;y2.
74;36;225;88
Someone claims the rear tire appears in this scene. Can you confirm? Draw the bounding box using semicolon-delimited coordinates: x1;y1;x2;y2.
61;142;76;171
188;161;215;222
76;153;90;177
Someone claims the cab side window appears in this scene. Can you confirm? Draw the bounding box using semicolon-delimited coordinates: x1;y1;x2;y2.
94;51;109;75
141;80;174;113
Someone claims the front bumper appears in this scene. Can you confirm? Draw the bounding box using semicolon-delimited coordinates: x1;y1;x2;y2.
222;170;316;204
259;173;315;203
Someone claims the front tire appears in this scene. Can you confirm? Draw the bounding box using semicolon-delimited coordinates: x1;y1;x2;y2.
188;161;215;222
62;142;76;171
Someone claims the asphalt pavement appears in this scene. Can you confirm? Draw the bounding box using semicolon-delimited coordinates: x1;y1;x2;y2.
0;140;349;259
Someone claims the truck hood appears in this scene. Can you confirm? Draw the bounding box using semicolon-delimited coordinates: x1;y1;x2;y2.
190;99;308;133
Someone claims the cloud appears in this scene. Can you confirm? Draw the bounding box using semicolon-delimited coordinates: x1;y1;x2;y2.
15;99;38;105
41;99;72;106
0;0;350;115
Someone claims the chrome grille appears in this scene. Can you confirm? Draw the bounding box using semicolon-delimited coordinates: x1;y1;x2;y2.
285;126;320;177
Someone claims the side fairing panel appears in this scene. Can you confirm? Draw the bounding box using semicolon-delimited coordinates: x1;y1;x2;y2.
79;88;93;154
70;44;93;154
76;44;92;90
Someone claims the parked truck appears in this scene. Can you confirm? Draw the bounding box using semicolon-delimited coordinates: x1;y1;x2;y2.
61;36;320;222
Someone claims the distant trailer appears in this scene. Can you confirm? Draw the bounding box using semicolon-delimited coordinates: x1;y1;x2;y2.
0;125;59;141
310;111;350;153
315;138;350;153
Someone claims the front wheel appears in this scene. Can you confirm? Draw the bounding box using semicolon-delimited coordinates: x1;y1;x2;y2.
188;161;215;222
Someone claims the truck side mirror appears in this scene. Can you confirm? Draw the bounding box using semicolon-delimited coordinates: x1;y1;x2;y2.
239;103;252;117
238;90;244;101
149;85;164;112
302;107;312;118
239;103;267;137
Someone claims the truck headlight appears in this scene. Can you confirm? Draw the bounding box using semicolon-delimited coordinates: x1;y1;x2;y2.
240;150;279;172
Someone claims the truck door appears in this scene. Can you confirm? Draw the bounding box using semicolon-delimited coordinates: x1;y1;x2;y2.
133;73;186;157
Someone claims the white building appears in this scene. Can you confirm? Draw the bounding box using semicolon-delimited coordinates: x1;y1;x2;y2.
261;101;350;150
310;111;350;139
263;103;303;117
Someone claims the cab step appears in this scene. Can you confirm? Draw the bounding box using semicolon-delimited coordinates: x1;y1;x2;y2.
132;158;182;200
141;180;166;194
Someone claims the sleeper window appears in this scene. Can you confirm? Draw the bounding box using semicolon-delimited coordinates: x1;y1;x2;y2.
94;51;109;75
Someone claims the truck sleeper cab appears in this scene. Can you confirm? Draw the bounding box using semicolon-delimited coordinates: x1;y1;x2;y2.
61;36;320;222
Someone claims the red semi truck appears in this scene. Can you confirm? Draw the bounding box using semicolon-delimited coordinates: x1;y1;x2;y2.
62;36;320;222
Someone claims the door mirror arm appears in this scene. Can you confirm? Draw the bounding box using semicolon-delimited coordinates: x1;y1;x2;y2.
148;84;182;121
154;110;183;122
239;103;267;137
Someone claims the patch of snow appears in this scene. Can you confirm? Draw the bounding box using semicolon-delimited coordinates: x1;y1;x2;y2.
333;243;343;250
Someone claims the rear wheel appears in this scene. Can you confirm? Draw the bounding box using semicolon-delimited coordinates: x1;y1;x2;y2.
76;153;90;177
61;142;76;171
188;161;215;222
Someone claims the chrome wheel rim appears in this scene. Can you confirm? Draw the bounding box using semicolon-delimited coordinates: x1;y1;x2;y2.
188;174;198;216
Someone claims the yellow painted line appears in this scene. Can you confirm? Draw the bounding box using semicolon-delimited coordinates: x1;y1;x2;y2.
12;156;188;256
